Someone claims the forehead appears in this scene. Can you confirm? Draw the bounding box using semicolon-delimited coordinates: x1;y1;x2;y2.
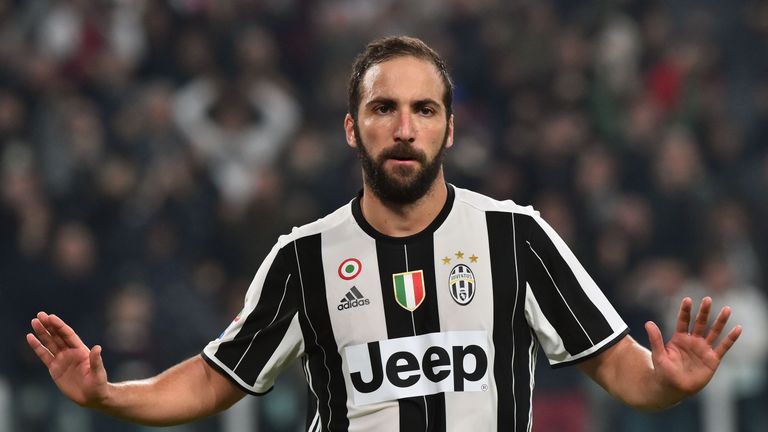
359;56;445;103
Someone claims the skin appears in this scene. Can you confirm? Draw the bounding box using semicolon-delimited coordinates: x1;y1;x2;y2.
27;312;244;425
577;297;741;410
27;54;742;425
344;56;454;237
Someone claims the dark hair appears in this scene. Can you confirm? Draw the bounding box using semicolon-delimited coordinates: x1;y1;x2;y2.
347;36;453;121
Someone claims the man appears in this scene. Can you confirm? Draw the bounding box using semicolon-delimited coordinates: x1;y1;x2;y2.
27;36;742;431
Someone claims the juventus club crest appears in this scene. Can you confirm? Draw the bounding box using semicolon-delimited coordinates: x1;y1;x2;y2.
440;250;478;305
449;264;476;305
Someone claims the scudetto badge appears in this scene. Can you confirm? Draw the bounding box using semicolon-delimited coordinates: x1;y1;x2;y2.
449;264;476;305
339;258;362;280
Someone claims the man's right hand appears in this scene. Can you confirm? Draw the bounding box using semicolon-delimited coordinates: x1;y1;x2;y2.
27;311;244;426
26;311;110;408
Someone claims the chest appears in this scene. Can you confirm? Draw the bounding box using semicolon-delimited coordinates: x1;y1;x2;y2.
316;228;498;351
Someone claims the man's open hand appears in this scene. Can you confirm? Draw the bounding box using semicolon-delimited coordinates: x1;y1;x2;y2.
645;297;742;396
26;312;109;408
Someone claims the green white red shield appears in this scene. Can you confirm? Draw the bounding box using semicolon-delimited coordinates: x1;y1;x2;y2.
392;270;425;311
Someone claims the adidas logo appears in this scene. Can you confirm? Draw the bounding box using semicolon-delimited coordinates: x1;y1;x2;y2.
338;286;370;310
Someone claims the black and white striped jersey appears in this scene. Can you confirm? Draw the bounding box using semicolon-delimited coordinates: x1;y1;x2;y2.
202;185;628;432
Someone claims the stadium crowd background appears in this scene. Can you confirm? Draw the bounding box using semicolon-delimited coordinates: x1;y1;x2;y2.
1;0;767;431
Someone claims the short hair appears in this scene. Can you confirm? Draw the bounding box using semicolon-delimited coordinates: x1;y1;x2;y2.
347;36;454;121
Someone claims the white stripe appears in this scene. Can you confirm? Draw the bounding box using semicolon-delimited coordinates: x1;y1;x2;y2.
404;274;416;308
525;282;569;362
294;241;334;432
404;244;409;270
232;274;291;372
527;334;537;432
403;245;418;335
302;357;318;415
510;213;519;428
302;359;322;432
302;358;313;396
308;409;320;432
526;241;594;345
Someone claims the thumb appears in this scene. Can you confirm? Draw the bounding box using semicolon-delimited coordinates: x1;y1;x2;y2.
645;321;666;359
90;345;105;374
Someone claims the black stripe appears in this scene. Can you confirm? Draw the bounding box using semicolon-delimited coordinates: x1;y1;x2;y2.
405;239;446;432
375;239;446;432
512;311;534;432
214;246;297;385
512;216;535;432
487;211;524;431
345;292;355;302
350;286;364;299
294;234;349;432
518;214;613;353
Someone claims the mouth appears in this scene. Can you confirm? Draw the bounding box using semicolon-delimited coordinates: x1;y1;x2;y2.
385;151;422;163
379;145;425;167
386;156;419;166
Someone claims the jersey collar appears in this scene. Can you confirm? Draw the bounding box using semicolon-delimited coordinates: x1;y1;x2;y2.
351;183;455;243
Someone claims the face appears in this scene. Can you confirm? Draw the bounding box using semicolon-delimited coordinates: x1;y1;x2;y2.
345;56;454;204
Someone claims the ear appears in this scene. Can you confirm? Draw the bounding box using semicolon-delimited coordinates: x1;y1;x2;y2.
445;114;455;149
344;113;357;148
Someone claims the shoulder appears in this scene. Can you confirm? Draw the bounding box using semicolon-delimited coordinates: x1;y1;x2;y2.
274;200;355;249
452;185;539;218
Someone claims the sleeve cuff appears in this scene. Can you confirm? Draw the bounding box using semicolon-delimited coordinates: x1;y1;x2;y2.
550;327;630;369
200;352;274;396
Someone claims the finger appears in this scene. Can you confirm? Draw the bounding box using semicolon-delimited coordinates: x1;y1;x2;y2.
37;312;68;352
47;314;86;349
645;321;666;359
90;345;104;374
714;325;742;358
31;318;61;355
26;333;54;368
691;297;712;337
675;297;693;334
705;306;731;345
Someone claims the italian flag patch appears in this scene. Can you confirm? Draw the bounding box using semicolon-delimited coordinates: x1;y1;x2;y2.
392;270;425;311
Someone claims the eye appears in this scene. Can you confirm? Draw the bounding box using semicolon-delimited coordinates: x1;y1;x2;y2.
419;106;436;116
373;105;392;114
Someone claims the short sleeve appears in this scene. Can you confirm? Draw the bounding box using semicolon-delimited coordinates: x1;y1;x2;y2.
202;242;305;394
518;211;628;368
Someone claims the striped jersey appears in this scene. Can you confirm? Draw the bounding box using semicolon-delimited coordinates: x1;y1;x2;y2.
202;185;628;432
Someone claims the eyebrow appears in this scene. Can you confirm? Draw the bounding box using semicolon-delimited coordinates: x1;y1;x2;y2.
365;97;442;109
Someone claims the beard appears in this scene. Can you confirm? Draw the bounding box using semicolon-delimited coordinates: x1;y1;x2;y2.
354;123;448;205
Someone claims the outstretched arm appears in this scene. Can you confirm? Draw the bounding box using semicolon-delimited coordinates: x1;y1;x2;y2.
26;312;245;426
578;297;742;411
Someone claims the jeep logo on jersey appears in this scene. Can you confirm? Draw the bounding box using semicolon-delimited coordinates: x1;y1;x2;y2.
344;331;489;405
392;270;425;311
449;264;476;305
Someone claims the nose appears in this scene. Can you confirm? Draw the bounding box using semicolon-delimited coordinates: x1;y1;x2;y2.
394;110;415;143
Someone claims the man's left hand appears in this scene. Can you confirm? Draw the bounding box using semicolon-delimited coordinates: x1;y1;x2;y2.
645;297;742;397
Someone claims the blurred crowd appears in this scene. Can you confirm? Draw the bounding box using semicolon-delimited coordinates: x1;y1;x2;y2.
1;0;768;431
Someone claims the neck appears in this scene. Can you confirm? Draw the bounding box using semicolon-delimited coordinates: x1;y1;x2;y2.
359;176;448;237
